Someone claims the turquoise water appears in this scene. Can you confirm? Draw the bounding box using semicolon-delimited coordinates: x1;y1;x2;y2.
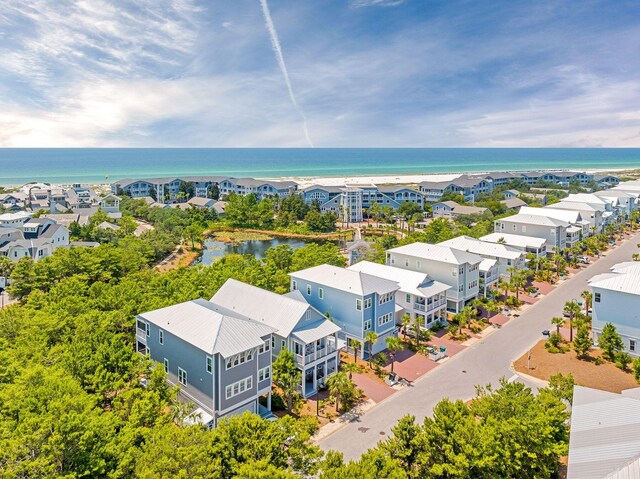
1;148;640;186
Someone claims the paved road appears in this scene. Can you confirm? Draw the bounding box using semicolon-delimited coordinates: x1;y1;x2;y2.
319;231;640;460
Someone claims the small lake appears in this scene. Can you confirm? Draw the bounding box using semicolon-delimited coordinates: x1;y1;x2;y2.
200;237;309;265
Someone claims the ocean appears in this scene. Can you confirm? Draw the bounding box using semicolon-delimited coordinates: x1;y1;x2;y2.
1;148;640;186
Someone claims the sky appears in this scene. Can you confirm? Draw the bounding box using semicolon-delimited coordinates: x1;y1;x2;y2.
0;0;639;148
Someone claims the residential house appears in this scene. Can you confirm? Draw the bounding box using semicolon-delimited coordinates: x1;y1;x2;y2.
595;190;636;219
0;217;69;261
500;198;527;211
589;262;640;357
0;211;32;228
136;298;275;427
432;201;488;218
494;213;568;252
567;385;640;479
563;193;619;226
386;242;482;313
187;197;218;209
479;232;547;258
348;261;450;330
210;279;340;397
519;206;587;246
593;173;621;187
520;192;547;206
345;239;371;266
439;235;526;277
502;189;520;199
0;192;28;210
289;264;400;358
97;194;121;214
545;201;604;235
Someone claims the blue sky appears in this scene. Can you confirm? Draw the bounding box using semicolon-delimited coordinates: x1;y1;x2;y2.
0;0;639;147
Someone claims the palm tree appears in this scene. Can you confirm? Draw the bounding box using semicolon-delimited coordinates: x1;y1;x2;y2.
563;301;582;342
400;313;412;340
412;315;424;349
350;339;362;363
326;372;352;413
581;290;592;314
341;362;360;380
385;336;403;374
364;331;378;368
497;278;510;301
551;316;565;336
509;269;527;302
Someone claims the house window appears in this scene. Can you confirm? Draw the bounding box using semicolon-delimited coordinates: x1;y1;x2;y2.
225;376;253;399
159;330;164;345
405;259;409;267
146;322;150;336
163;358;169;373
630;340;636;352
282;339;286;349
206;356;213;374
306;285;311;295
292;280;297;290
259;339;270;354
258;366;271;382
294;342;303;356
178;368;187;386
364;319;372;330
416;260;421;269
378;313;393;327
379;292;393;304
595;292;601;303
406;293;411;303
225;350;254;369
356;299;362;311
319;288;324;299
364;298;372;309
271;336;275;349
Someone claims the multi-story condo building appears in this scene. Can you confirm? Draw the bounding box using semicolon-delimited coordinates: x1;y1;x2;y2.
300;184;424;223
593;173;621;187
494;213;568;253
439;235;526;277
589;262;640;357
385;242;482;313
419;175;492;203
348;261;450;330
289;264;400;358
210;279;340;397
518;206;589;246
479;232;547;258
112;176;297;203
545;201;604;234
136;298;275;427
595;190;636;219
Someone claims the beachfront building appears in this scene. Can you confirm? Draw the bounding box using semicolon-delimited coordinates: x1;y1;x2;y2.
594;173;622;188
289;264;400;358
135;298;275;427
386;242;482;313
589;262;640;357
348;261;450;330
300;184;424;223
494;213;568;253
479;232;548;258
567;385;640;479
217;178;298;201
419;175;492;203
432;201;489;218
439;235;526;277
210;279;340;397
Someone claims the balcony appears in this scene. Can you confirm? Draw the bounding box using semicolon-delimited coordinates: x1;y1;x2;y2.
295;341;337;367
414;298;446;313
136;327;147;342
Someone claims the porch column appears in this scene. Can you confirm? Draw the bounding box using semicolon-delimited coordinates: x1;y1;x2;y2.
313;367;317;391
267;391;271;411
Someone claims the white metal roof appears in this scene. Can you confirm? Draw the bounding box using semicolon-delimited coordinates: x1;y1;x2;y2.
387;242;482;265
291;318;341;344
440;235;524;261
611;262;640;274
0;211;32;222
479;232;547;249
567;386;640;479
589;268;640;296
347;261;451;298
547;201;599;213
289;264;400;295
520;206;582;224
210;278;328;338
565;193;609;206
137;298;274;358
497;213;569;227
479;258;497;272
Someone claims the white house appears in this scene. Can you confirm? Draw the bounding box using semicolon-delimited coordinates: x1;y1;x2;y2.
545;201;603;235
494;213;569;253
479;232;547;258
386;242;482;313
348;261;450;330
439;235;526;277
518;206;588;246
589;262;640;356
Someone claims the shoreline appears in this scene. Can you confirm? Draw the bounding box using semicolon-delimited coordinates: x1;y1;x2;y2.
1;166;637;190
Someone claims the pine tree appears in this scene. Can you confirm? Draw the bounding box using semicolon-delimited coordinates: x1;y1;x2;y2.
598;322;624;360
573;324;592;359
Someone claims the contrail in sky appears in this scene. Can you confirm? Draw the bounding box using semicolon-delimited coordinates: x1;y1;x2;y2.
259;0;314;147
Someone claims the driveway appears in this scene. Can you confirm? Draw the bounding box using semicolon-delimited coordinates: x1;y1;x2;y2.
318;230;640;460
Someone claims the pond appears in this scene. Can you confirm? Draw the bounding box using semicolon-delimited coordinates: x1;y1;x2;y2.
200;237;309;265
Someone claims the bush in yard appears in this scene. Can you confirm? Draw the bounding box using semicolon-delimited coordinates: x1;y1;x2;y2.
615;352;632;371
598;323;624;360
573;324;593;359
633;356;640;382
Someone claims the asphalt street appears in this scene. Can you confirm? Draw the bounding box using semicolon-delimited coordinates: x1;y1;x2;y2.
319;231;640;460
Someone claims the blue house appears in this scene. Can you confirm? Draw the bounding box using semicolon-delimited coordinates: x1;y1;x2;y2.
136;298;275;427
289;264;400;358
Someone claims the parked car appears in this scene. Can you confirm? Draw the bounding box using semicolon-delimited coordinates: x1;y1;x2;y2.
529;288;540;298
578;256;590;264
500;307;512;317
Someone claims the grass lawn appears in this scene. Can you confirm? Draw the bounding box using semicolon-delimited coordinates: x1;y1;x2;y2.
514;339;639;393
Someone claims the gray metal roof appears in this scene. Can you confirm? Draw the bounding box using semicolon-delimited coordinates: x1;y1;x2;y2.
289;264;400;296
348;261;450;298
568;386;640;479
291;318;341;344
498;213;569;227
210;278;327;338
500;198;527;209
387;242;483;265
440;235;524;260
138;298;274;358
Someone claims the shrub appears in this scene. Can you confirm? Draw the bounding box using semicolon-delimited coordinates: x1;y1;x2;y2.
270;392;286;411
633;356;640;382
616;352;632;371
547;332;562;348
595;356;605;366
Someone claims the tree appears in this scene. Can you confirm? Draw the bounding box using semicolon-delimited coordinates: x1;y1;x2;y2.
546;373;575;404
272;349;301;412
598;322;624;360
573;324;593;359
185;224;204;250
350;339;362;363
364;331;378;368
118;215;138;236
385;336;403;374
563;301;581;342
581;290;592;313
633;356;640;382
341;362;361;380
551;316;565;336
400;313;411;340
326;372;358;413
